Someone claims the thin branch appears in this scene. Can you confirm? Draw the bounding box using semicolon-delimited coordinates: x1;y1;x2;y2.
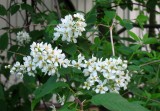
54;0;61;20
74;97;84;111
39;0;51;12
0;50;26;56
109;2;160;14
0;16;14;28
140;60;160;67
117;23;160;34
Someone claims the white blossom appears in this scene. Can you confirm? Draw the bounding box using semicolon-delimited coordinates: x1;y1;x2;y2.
53;13;87;43
74;54;131;94
9;42;70;79
16;31;31;45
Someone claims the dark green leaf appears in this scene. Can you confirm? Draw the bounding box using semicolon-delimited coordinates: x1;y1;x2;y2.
7;45;19;60
91;93;150;111
0;4;7;15
9;4;20;15
0;33;8;50
85;6;96;24
62;43;77;55
29;30;44;41
32;76;68;111
21;3;34;13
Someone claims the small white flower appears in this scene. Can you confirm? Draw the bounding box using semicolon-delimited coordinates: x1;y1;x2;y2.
16;31;31;45
95;81;108;94
57;94;65;106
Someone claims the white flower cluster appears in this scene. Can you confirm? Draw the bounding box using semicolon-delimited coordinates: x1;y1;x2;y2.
53;13;87;43
16;31;31;45
9;42;70;78
72;55;131;94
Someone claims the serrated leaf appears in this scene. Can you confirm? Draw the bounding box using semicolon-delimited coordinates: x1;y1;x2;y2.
0;33;8;50
9;4;20;15
0;4;7;15
91;93;150;111
128;31;140;41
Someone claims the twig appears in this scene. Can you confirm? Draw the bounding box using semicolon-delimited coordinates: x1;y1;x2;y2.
0;16;14;28
140;60;160;67
74;97;84;111
0;50;26;56
117;23;160;34
54;0;61;20
39;0;51;12
134;92;160;104
42;98;49;111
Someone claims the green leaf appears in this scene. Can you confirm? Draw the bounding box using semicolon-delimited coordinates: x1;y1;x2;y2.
85;6;96;24
32;77;68;111
94;37;101;46
105;10;116;19
0;4;7;15
91;93;150;111
128;65;141;71
9;4;20;15
121;19;133;30
104;10;116;24
0;33;8;50
34;77;68;99
136;14;148;29
117;46;133;55
128;31;140;41
143;38;158;44
7;45;19;60
29;30;44;41
62;43;77;55
21;3;34;13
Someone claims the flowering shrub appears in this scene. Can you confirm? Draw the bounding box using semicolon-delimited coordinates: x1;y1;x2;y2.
6;13;139;111
0;1;159;111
